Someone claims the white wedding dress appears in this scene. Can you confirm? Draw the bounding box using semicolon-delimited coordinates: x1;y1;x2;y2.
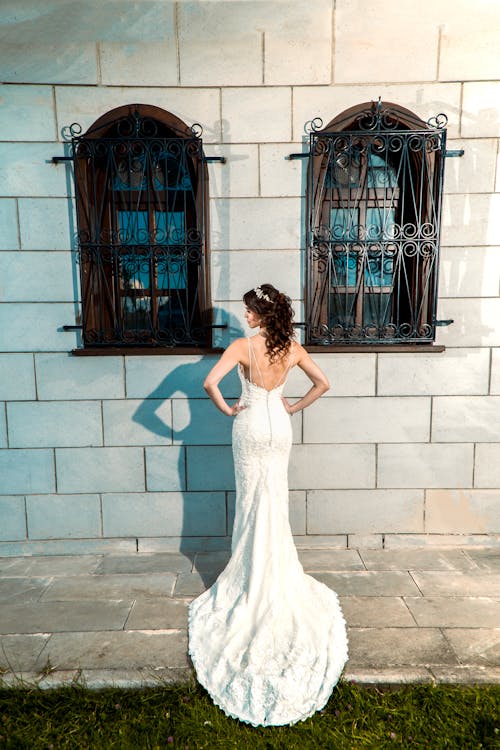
188;338;348;726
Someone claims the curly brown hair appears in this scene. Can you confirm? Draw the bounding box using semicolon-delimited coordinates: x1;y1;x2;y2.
243;283;295;362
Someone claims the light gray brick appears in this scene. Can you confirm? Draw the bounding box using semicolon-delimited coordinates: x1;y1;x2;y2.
378;444;474;489
35;353;124;400
0;252;74;301
289;444;375;489
210;198;301;251
8;401;102;448
0;199;19;250
126;355;240;400
0;496;26;541
0;405;6;448
491;349;500;395
18;198;75;250
0;304;78;352
186;446;235;491
145;446;185;491
0;449;55;494
425;490;500;533
212;249;301;300
0;355;36;401
474;444;500;488
0;85;56;141
308;490;424;534
172;400;232;445
102;492;225;537
26;494;101;539
0;43;98;84
104;400;172;446
0;144;68;199
221;88;291;143
432;397;500;442
439;246;500;299
56;447;144;493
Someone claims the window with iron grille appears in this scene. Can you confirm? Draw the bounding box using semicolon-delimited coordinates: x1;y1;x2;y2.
306;100;447;347
72;104;212;350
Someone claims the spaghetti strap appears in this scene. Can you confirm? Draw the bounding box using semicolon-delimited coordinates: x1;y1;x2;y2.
248;337;265;389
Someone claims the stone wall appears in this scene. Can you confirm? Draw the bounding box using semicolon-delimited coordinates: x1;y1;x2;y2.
0;0;499;554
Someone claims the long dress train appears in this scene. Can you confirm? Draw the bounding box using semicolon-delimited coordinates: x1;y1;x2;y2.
188;338;349;726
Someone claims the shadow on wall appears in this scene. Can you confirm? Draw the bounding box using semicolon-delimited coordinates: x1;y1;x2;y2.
132;310;244;585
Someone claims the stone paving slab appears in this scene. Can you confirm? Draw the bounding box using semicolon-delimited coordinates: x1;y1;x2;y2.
192;551;231;572
39;573;177;601
346;627;459;668
95;553;193;576
298;549;365;571
312;571;421;596
0;555;102;577
0;634;50;672
429;665;500;683
463;549;500;571
0;601;132;635
34;631;189;671
0;577;52;603
404;596;500;628
174;571;217;596
125;598;191;631
339;596;416;627
358;549;478;571
410;571;500;597
442;628;500;666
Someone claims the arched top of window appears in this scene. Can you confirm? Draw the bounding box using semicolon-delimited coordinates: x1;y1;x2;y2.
316;99;444;134
80;103;198;140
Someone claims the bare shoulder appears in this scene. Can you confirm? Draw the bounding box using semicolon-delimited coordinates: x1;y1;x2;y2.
290;340;309;365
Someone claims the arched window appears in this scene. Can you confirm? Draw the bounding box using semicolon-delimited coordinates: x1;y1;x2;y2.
72;104;211;350
306;100;447;346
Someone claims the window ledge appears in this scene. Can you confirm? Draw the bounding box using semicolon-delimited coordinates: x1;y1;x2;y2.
71;346;225;356
304;344;445;353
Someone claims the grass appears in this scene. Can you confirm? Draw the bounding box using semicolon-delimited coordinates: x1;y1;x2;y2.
0;678;498;749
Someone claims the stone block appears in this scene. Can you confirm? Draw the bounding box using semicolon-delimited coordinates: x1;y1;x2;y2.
465;549;500;571
298;548;364;571
2;554;101;577
172;399;232;445
442;629;500;666
35;353;124;400
407;596;500;628
444;139;497;194
304;397;430;443
100;40;177;86
474;444;500;488
126;598;190;631
210;198;301;251
125;354;240;400
308;489;424;535
0;43;98;85
104;400;172;446
0;538;136;557
145;446;185;491
425;490;500;534
377;444;473;489
0;252;75;301
264;1;332;85
207;145;259;199
0;449;55;494
41;573;176;602
340;596;416;628
18;198;75;250
0;405;6;448
55;86;221;144
221;87;291;143
289;444;375;489
441;193;500;246
0;144;69;199
211;249;301;298
8;401;102;448
0;577;52;604
378;349;489;396
259;143;306;197
384;534;500;549
441;19;500;82
0;303;78;352
178;3;261;86
287;353;376;398
95;553;192;575
438;247;500;298
102;491;225;537
0;199;19;250
347;534;383;550
186;445;235;491
0;496;26;541
0;634;49;671
313;570;420;596
334;1;438;84
292;83;461;141
26;494;101;539
174;570;216;596
435;298;500;348
56;447;144;493
0;354;36;401
410;571;500;597
432;396;500;442
359;548;478;572
0;84;56;141
491;349;500;395
346;627;458;668
1;601;130;635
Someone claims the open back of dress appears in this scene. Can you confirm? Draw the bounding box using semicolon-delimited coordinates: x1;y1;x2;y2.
188;336;348;726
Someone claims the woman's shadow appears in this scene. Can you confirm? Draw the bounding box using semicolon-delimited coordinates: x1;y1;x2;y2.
132;311;245;588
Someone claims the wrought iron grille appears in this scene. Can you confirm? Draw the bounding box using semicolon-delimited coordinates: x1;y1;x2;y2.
306;102;447;345
72;108;211;348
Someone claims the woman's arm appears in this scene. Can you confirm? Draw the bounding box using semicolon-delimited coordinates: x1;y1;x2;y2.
203;339;246;416
282;344;330;415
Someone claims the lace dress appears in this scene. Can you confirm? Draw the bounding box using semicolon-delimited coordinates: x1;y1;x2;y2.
188;337;348;726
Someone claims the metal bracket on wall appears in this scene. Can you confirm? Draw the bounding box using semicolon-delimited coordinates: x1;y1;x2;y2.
445;150;464;157
286;153;309;160
433;319;454;326
52;156;73;163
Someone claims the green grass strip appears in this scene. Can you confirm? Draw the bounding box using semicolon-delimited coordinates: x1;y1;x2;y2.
0;679;498;749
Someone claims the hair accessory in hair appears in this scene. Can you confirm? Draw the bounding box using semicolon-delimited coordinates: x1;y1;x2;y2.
254;286;272;303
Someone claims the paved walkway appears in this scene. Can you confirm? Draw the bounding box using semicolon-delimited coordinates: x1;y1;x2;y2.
1;547;499;688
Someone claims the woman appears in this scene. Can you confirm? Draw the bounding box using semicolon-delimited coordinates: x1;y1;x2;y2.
188;283;348;727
